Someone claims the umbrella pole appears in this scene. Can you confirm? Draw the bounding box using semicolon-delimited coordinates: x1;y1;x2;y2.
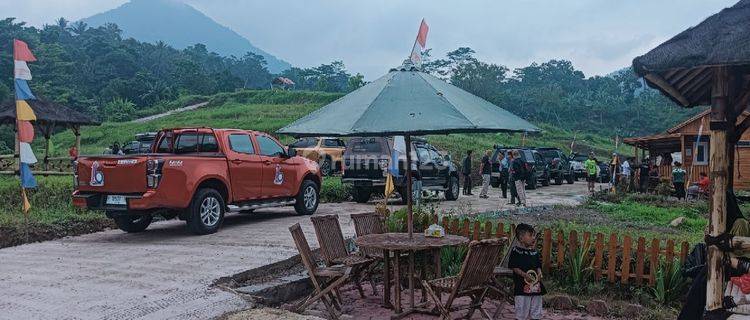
405;135;413;239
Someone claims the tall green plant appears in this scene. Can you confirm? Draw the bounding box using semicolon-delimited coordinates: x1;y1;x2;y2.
566;238;594;291
651;257;687;305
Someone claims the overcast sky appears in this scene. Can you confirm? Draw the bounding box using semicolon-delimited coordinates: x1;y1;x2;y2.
3;0;739;79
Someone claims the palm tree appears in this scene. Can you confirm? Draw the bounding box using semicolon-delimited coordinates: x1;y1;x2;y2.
55;17;69;29
68;21;87;35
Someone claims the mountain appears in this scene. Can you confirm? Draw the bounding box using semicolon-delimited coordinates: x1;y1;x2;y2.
82;0;291;73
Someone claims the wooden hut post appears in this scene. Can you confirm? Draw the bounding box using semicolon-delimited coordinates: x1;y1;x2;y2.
14;120;19;175
706;66;730;313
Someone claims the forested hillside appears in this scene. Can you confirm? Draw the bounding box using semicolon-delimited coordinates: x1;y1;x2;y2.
423;47;704;137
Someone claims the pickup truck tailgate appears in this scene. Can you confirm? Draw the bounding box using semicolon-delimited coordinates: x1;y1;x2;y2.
76;156;148;194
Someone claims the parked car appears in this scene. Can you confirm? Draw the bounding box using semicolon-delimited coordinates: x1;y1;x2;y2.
121;132;157;154
341;137;460;203
73;128;322;235
569;153;588;180
535;147;574;185
597;160;611;183
290;137;346;176
490;146;550;189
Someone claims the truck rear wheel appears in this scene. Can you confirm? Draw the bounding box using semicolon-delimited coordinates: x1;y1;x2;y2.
294;180;319;215
320;157;333;176
186;188;225;235
566;174;575;184
352;187;372;203
113;214;153;233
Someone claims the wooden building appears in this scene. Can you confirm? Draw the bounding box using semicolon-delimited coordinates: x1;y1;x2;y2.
624;110;750;190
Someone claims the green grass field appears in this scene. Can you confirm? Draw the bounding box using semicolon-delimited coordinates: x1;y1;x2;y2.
43;89;627;157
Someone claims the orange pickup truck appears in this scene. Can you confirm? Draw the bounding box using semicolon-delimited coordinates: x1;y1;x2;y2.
72;128;321;235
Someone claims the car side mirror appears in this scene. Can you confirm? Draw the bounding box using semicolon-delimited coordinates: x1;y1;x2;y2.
443;154;451;162
287;147;297;158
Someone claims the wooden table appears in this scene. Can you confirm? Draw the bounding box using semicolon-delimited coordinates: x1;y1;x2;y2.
355;233;469;319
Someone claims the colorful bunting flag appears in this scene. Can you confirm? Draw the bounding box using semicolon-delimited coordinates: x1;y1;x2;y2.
15;100;36;121
19;163;37;189
385;173;395;197
19;142;38;164
17;120;34;143
14;39;38;214
21;188;31;214
14;39;37;62
14;79;36;100
14;60;32;80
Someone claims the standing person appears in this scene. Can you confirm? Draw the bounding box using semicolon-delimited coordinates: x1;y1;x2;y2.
112;142;124;155
462;150;473;195
609;153;620;186
511;150;527;207
584;152;598;193
507;151;518;205
68;145;78;162
499;151;509;199
639;158;651;193
412;159;423;206
479;150;492;199
509;223;546;320
620;157;631;192
672;161;686;200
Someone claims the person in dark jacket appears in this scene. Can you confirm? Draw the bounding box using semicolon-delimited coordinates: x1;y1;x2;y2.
639;158;651;193
508;151;518;205
498;151;509;199
462;150;473;195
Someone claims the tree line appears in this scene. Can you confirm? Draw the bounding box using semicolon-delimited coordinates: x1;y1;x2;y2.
0;17;365;118
423;47;701;137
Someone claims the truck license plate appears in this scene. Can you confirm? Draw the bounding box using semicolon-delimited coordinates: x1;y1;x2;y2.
106;195;126;205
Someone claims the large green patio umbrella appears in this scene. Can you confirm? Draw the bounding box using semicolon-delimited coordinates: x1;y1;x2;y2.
279;62;539;238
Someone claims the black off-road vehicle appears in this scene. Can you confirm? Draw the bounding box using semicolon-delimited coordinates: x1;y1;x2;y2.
342;137;460;203
490;147;550;189
535;147;575;185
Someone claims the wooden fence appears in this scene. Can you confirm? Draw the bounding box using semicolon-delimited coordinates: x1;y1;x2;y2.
429;214;690;287
0;154;74;176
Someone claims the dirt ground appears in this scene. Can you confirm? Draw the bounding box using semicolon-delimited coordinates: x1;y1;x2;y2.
0;182;602;319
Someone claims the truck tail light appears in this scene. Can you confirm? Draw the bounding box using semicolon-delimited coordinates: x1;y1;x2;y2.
146;159;164;188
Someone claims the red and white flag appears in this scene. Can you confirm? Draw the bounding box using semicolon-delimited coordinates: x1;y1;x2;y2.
410;19;429;66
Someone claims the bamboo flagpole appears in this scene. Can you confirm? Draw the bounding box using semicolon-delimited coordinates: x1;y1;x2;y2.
13;38;40;241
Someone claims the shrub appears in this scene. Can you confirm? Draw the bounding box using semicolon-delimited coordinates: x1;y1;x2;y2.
566;238;595;292
651;257;687;305
440;245;467;276
385;206;433;233
319;177;350;203
101;98;136;122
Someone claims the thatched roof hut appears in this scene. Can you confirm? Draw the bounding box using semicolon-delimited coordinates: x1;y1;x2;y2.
0;100;100;127
633;0;750;108
633;0;750;316
0;100;100;175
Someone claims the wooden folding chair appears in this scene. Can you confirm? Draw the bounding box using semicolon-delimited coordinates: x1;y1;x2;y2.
350;212;386;259
422;238;506;320
311;214;376;298
289;223;351;320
